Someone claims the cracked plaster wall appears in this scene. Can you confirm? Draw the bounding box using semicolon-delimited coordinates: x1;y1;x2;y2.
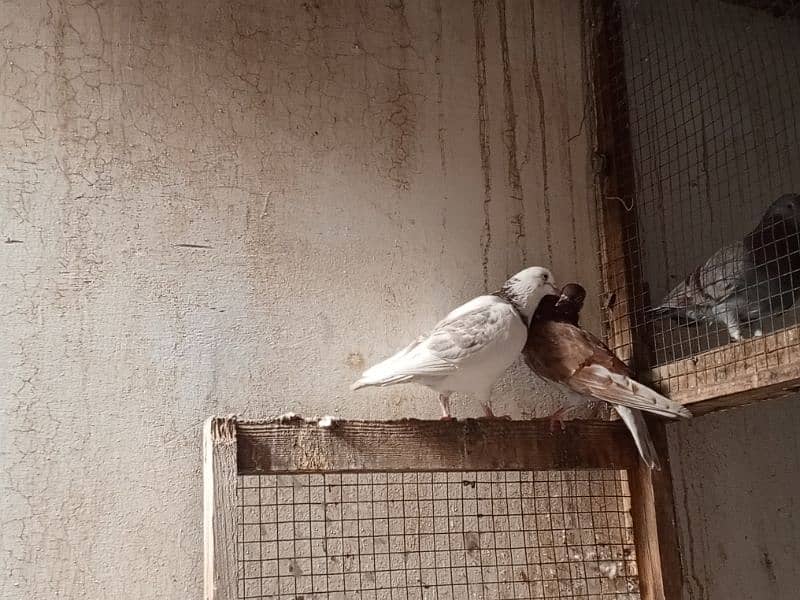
0;0;597;597
667;396;800;600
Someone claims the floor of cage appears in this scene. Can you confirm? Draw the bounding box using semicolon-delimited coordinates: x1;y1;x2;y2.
646;310;800;367
236;470;640;600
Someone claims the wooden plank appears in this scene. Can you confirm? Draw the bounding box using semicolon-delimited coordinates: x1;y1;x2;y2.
203;416;240;600
649;325;800;414
627;421;683;600
235;417;638;475
720;0;800;18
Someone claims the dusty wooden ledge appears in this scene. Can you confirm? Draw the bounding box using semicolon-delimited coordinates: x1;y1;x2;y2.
233;416;638;474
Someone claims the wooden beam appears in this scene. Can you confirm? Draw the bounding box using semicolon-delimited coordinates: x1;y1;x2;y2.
235;417;638;475
203;416;240;600
589;0;652;373
649;325;800;414
720;0;800;18
627;421;684;600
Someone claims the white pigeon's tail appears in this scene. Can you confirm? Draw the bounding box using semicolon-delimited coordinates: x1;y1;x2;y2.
350;338;426;391
615;406;661;470
350;371;413;391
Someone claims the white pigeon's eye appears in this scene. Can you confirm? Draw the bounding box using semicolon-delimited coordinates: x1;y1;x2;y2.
542;273;549;281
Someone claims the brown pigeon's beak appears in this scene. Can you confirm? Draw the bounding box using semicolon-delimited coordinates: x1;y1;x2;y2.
554;293;570;308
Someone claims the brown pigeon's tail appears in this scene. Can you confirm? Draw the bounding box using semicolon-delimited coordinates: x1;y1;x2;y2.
615;406;661;470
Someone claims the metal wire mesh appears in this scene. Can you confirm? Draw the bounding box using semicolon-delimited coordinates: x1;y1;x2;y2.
236;470;639;599
596;0;800;387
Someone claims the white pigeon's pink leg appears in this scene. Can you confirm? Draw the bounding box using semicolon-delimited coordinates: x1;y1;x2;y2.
481;401;512;420
438;394;453;421
479;390;510;419
548;407;568;432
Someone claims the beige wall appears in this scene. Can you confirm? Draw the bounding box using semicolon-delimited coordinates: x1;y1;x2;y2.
668;396;800;600
0;1;596;597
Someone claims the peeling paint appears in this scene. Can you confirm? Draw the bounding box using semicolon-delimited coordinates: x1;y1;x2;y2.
0;1;595;597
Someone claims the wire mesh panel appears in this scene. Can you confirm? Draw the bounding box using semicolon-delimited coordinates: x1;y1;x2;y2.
596;0;800;401
236;470;639;600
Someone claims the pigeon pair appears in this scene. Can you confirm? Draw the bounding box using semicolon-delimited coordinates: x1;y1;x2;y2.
352;267;690;469
651;193;800;341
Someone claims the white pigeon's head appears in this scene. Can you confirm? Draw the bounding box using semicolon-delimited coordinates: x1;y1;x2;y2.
499;266;558;320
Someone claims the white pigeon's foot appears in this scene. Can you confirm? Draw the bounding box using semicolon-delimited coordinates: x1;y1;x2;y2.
752;328;763;338
548;407;568;433
481;404;511;420
438;394;452;420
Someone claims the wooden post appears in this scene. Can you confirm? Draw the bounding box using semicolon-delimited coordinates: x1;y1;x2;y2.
590;0;654;373
203;416;240;600
627;421;683;600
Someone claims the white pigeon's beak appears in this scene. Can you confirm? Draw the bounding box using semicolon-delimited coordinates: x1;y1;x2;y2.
545;282;559;296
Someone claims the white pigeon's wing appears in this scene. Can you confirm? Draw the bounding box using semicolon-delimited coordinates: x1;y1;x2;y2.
567;364;691;418
425;300;511;363
658;241;746;310
353;298;514;387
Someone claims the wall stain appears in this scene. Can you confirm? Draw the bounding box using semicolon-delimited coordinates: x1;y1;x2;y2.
434;0;447;177
676;434;709;600
497;0;527;266
761;548;777;584
473;0;492;291
558;1;578;273
435;0;448;256
528;0;552;264
345;352;365;370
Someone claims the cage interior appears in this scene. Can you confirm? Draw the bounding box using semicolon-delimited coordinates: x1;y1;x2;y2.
601;0;800;386
237;470;639;600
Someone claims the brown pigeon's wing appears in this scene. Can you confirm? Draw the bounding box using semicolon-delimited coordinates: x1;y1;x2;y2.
568;363;690;418
524;321;596;382
658;241;746;310
577;328;632;377
526;320;690;418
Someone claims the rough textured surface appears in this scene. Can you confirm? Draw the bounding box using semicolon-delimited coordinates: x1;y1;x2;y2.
0;1;596;597
668;396;800;600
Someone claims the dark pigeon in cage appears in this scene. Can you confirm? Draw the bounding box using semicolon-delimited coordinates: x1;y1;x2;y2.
649;193;800;342
524;283;691;470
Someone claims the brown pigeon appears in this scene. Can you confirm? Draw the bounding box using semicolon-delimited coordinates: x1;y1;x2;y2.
524;283;691;469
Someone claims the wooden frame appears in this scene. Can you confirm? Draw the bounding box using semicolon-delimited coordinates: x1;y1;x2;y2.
588;0;800;414
649;327;800;414
203;415;683;600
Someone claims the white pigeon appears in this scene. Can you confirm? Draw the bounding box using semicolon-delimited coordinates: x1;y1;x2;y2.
351;266;558;418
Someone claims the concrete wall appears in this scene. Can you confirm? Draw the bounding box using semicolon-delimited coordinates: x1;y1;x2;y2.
0;1;596;597
668;396;800;600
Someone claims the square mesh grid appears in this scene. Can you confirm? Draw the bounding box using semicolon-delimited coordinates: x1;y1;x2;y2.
237;470;639;599
597;0;800;386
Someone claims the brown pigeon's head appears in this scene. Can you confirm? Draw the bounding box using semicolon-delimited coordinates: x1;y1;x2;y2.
555;283;587;312
761;193;800;226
